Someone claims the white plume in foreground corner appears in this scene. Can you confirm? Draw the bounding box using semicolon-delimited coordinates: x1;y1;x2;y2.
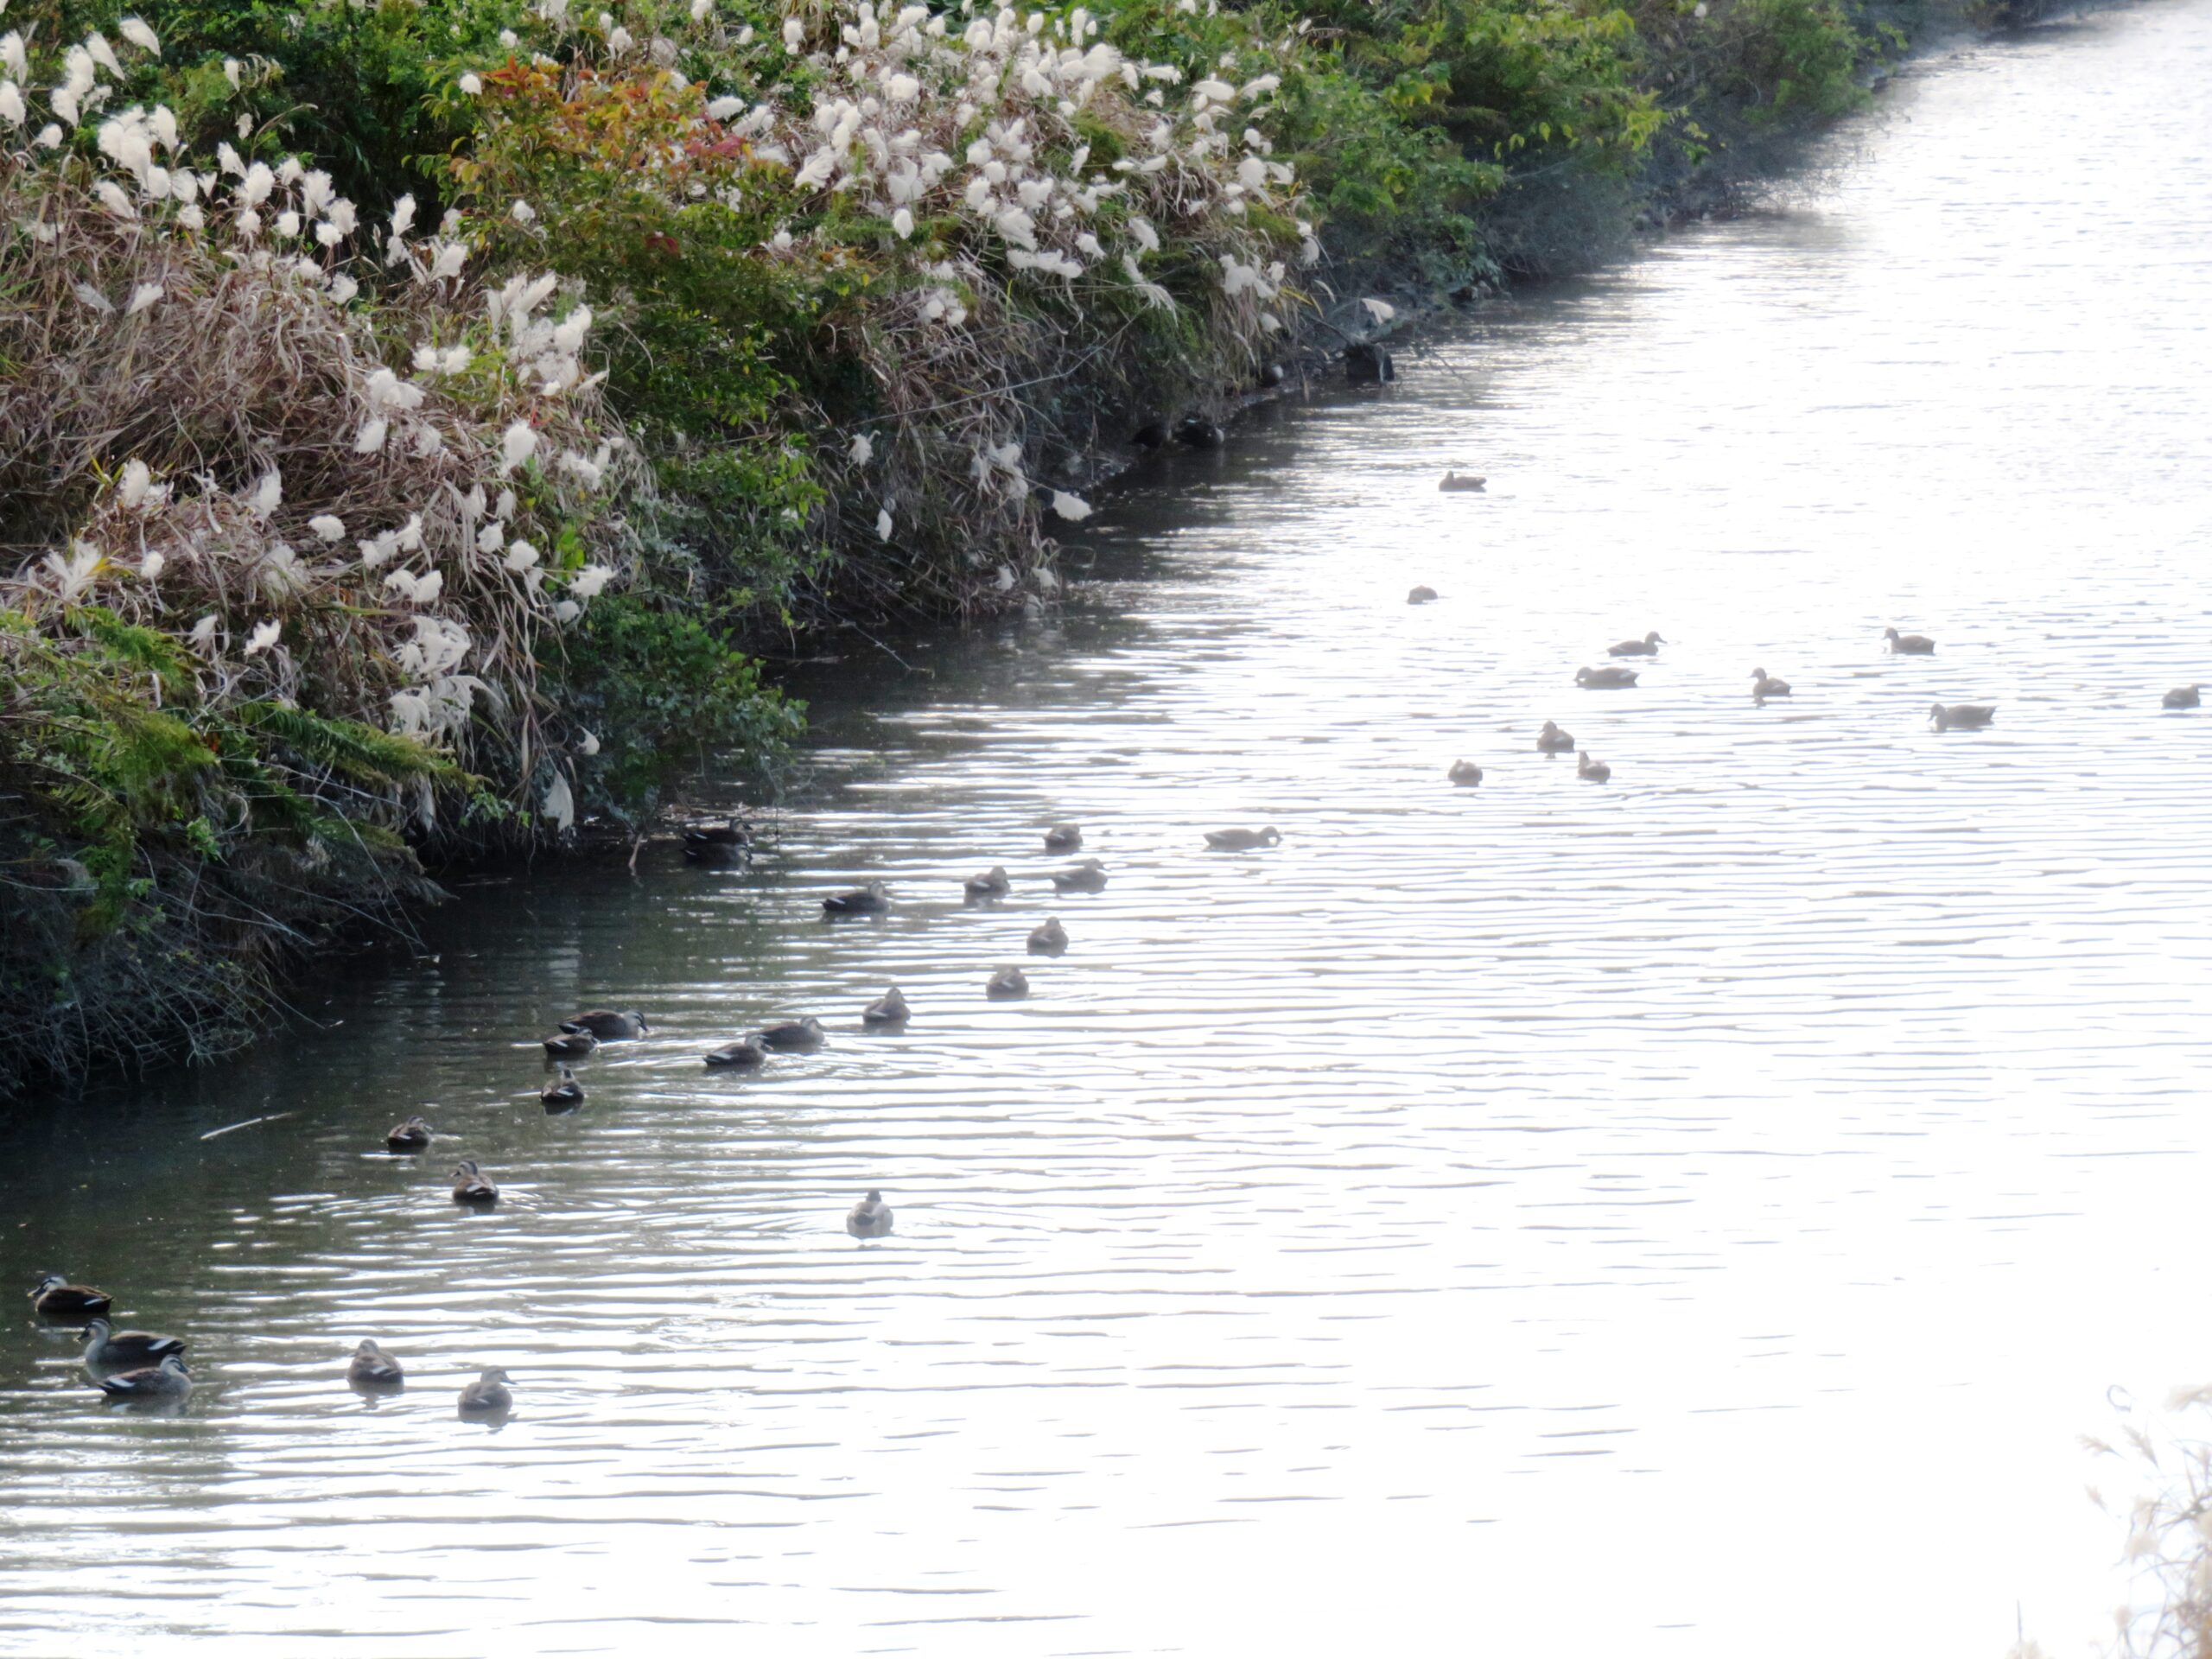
1050;491;1092;522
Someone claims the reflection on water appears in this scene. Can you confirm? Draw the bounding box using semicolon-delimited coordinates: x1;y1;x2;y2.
6;6;2212;1653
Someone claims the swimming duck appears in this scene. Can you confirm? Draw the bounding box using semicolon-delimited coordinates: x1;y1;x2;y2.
385;1116;434;1153
1407;585;1439;604
759;1016;827;1052
1258;363;1287;389
1448;760;1483;787
1608;632;1665;657
703;1037;768;1069
1205;827;1281;851
987;966;1030;1000
1885;627;1936;655
964;865;1010;899
29;1274;111;1321
561;1010;649;1040
1576;666;1640;690
98;1353;192;1402
823;880;890;917
457;1367;513;1416
1577;751;1612;783
862;986;911;1027
1174;416;1225;450
451;1160;499;1205
1537;721;1575;753
1027;917;1070;956
847;1190;895;1240
543;1031;597;1060
80;1318;187;1370
1438;472;1486;493
1043;824;1084;853
1929;702;1996;731
1751;667;1792;699
2164;685;2201;709
347;1339;405;1390
540;1068;583;1110
683;824;749;868
1052;859;1108;893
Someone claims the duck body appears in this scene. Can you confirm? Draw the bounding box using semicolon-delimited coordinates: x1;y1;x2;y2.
1042;824;1083;853
822;880;889;917
540;1068;584;1111
1608;632;1665;657
1537;721;1575;753
1929;702;1996;731
703;1037;769;1069
847;1190;894;1240
986;966;1030;1000
683;825;749;868
759;1017;827;1053
98;1354;192;1402
1027;917;1069;956
1885;627;1936;654
80;1318;187;1370
385;1116;433;1153
963;865;1010;899
1052;859;1108;893
543;1031;598;1060
451;1160;499;1205
347;1339;405;1389
862;986;911;1027
29;1274;111;1321
2164;685;2201;709
1204;826;1281;851
1751;668;1792;699
1576;666;1639;690
560;1009;649;1040
458;1368;513;1416
1438;472;1486;493
1577;751;1612;783
1448;760;1483;787
1407;585;1439;605
1174;416;1225;449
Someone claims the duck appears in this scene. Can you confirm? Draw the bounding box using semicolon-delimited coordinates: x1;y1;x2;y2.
1173;415;1225;450
98;1353;193;1402
1751;667;1792;699
451;1160;499;1205
1576;665;1639;689
29;1274;111;1321
543;1031;597;1060
1885;627;1937;655
1052;859;1108;893
385;1116;434;1153
1205;827;1281;851
347;1338;405;1390
987;966;1030;1000
1537;721;1575;753
822;880;889;917
1438;471;1486;492
861;986;911;1027
1407;585;1439;604
1043;823;1084;853
1929;702;1996;731
847;1190;895;1240
1577;751;1612;783
1257;363;1287;389
703;1037;768;1069
963;865;1010;899
560;1009;649;1040
1608;631;1665;657
1027;917;1069;956
457;1367;513;1416
1448;760;1483;787
683;824;749;868
758;1016;827;1052
539;1068;583;1110
2164;684;2201;709
80;1318;187;1370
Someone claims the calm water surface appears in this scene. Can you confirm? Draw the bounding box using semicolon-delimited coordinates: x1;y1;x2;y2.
6;7;2212;1654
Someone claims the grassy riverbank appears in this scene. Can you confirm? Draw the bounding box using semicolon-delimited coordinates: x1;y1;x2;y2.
0;0;2059;1090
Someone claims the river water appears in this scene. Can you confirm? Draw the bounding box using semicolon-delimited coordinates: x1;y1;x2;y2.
7;7;2212;1655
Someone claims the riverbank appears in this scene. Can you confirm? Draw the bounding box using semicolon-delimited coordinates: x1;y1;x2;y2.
0;0;2099;1095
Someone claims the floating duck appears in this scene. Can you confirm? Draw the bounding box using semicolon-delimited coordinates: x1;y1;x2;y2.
347;1339;406;1390
98;1354;192;1402
560;1010;649;1040
1576;666;1639;689
862;986;911;1027
1052;859;1108;893
703;1037;768;1069
1929;702;1996;731
80;1318;186;1370
385;1116;433;1153
847;1191;895;1240
1043;824;1083;853
1438;471;1486;492
1751;668;1792;699
1204;827;1281;851
1174;416;1225;449
1407;585;1439;604
1885;627;1936;655
2164;685;2201;709
1027;917;1070;956
1537;721;1575;753
823;880;889;917
29;1274;111;1321
458;1368;513;1416
1577;751;1612;783
543;1031;597;1060
1608;632;1665;657
964;865;1010;899
683;824;750;867
1448;760;1483;786
759;1016;827;1052
450;1160;499;1205
540;1068;583;1110
987;966;1030;1000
